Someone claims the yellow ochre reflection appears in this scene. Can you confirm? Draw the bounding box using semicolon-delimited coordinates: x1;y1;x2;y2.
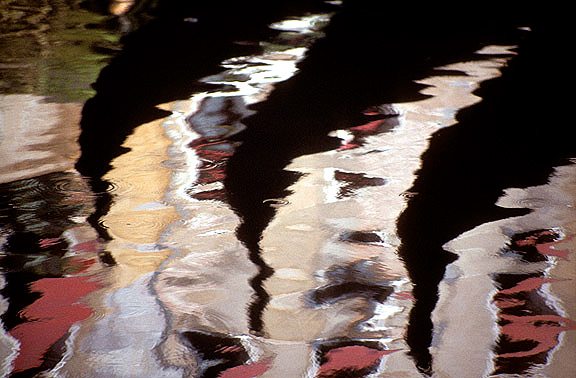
102;107;179;287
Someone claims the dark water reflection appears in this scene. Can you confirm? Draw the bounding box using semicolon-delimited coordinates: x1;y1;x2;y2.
0;0;139;102
1;2;575;377
0;172;107;375
395;23;575;374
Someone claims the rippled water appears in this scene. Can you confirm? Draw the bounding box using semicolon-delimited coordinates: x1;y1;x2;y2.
1;2;575;378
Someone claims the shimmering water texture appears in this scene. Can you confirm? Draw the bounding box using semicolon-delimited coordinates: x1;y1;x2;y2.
1;2;575;378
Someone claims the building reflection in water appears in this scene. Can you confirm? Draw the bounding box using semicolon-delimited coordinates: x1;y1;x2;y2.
432;163;576;378
0;161;108;376
153;26;538;378
1;5;575;378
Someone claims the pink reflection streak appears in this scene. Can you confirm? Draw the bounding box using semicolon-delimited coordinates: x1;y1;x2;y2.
337;111;391;151
217;359;272;378
494;297;526;309
536;239;571;260
494;274;576;359
317;346;400;377
72;239;100;253
9;276;101;373
38;238;61;248
392;291;415;300
498;314;576;358
499;277;568;295
215;345;244;354
349;119;386;133
338;142;360;151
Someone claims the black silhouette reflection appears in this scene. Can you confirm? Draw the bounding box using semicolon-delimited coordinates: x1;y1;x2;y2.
396;25;574;374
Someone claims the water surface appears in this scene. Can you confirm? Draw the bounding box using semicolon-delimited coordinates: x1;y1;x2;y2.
1;3;575;378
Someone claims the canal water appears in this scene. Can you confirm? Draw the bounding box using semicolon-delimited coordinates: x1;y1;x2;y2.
1;2;574;378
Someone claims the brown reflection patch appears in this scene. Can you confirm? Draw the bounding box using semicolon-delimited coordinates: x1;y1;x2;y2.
191;188;228;202
309;281;393;305
306;259;393;306
493;297;526;309
334;171;386;198
505;229;567;262
340;230;385;245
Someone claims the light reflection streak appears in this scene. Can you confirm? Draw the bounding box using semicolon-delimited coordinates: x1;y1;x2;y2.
150;11;339;378
433;163;576;377
250;44;520;376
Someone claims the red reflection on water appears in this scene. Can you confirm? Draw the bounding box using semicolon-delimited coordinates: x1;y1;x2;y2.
498;314;576;358
317;346;400;377
192;189;228;201
349;119;387;133
337;106;399;151
215;345;245;354
391;290;415;300
9;275;101;373
493;239;576;367
189;139;233;202
514;230;557;246
493;297;526;309
217;358;271;378
38;238;62;248
494;277;576;361
196;148;231;185
337;119;384;152
499;277;566;295
66;257;99;274
338;142;361;151
72;239;100;253
535;239;571;260
513;230;573;260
